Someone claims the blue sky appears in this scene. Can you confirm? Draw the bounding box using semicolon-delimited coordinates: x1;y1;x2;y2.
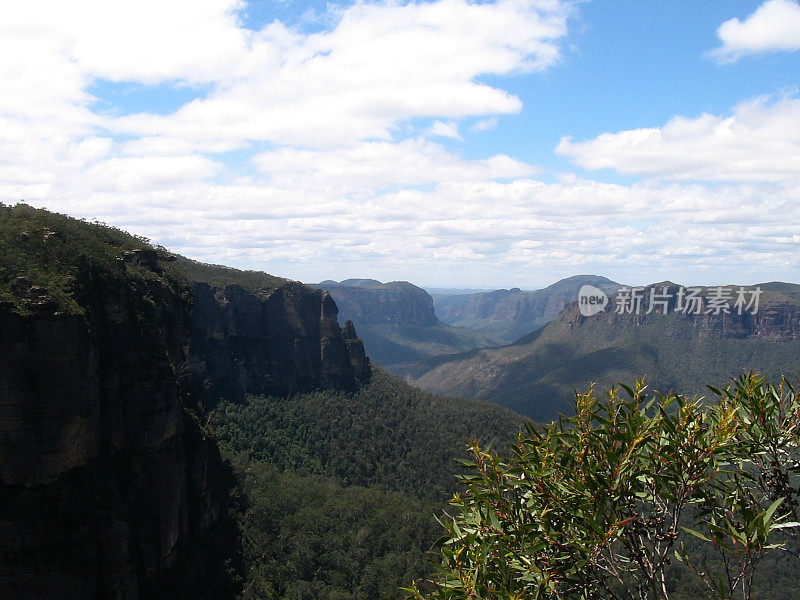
2;0;800;288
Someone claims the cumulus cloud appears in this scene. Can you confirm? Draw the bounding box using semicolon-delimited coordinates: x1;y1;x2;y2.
427;121;462;140
253;138;536;193
709;0;800;63
108;0;573;148
2;0;800;287
24;175;800;287
556;95;800;182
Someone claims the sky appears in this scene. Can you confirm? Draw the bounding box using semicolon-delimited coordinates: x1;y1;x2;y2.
2;0;800;288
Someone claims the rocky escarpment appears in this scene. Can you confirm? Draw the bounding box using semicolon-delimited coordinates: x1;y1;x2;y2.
310;279;491;374
558;282;800;341
188;281;370;408
433;275;622;344
0;253;237;599
313;279;438;327
412;282;800;421
0;204;375;599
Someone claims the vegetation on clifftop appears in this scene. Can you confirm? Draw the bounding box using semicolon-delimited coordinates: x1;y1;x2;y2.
177;255;289;292
0;203;189;315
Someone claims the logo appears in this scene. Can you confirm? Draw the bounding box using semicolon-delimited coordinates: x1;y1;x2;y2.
578;285;609;317
575;285;762;317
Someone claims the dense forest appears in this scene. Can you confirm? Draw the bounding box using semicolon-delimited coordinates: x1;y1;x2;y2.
210;368;525;598
210;368;524;501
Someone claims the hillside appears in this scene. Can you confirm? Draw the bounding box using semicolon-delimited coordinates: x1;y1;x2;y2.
412;282;800;421
211;367;524;502
1;204;528;600
177;255;289;292
432;274;622;344
211;367;525;599
311;279;493;376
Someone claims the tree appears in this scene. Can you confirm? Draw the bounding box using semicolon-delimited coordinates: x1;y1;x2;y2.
407;374;800;600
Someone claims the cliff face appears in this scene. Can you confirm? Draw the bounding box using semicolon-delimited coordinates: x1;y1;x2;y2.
413;282;800;422
314;280;438;327
0;227;237;599
189;281;370;408
0;205;374;599
310;279;491;374
433;275;622;344
559;283;800;342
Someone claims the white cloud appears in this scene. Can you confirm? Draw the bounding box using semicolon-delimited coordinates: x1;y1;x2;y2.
18;169;800;287
710;0;800;63
83;155;222;192
109;0;573;148
253;138;535;193
427;120;462;140
2;1;247;86
2;0;800;287
556;95;800;182
472;117;499;131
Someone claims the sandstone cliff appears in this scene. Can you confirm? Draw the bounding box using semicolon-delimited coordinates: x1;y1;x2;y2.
314;279;438;327
310;279;491;375
0;242;237;599
0;205;373;598
188;280;370;408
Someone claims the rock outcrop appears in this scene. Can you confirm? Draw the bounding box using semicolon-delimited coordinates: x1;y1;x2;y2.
313;280;438;327
560;282;800;342
188;281;370;408
0;260;237;599
0;204;374;599
309;279;491;374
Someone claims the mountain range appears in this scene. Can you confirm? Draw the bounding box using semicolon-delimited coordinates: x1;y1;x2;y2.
310;278;493;376
432;274;621;344
411;281;800;421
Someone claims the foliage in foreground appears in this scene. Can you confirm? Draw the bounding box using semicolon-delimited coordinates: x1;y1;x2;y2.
410;374;800;600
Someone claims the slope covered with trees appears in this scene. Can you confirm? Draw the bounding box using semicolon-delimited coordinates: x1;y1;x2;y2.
413;283;800;421
211;367;525;501
210;368;525;598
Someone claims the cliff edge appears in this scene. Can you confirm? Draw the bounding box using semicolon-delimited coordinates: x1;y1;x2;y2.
0;205;238;599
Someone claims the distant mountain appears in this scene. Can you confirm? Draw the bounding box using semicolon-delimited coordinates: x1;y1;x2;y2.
433;275;622;344
412;282;800;422
424;287;496;296
310;279;493;375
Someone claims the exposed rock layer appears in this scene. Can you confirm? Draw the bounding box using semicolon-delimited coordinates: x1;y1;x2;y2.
313;280;438;327
188;281;370;408
0;266;237;599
